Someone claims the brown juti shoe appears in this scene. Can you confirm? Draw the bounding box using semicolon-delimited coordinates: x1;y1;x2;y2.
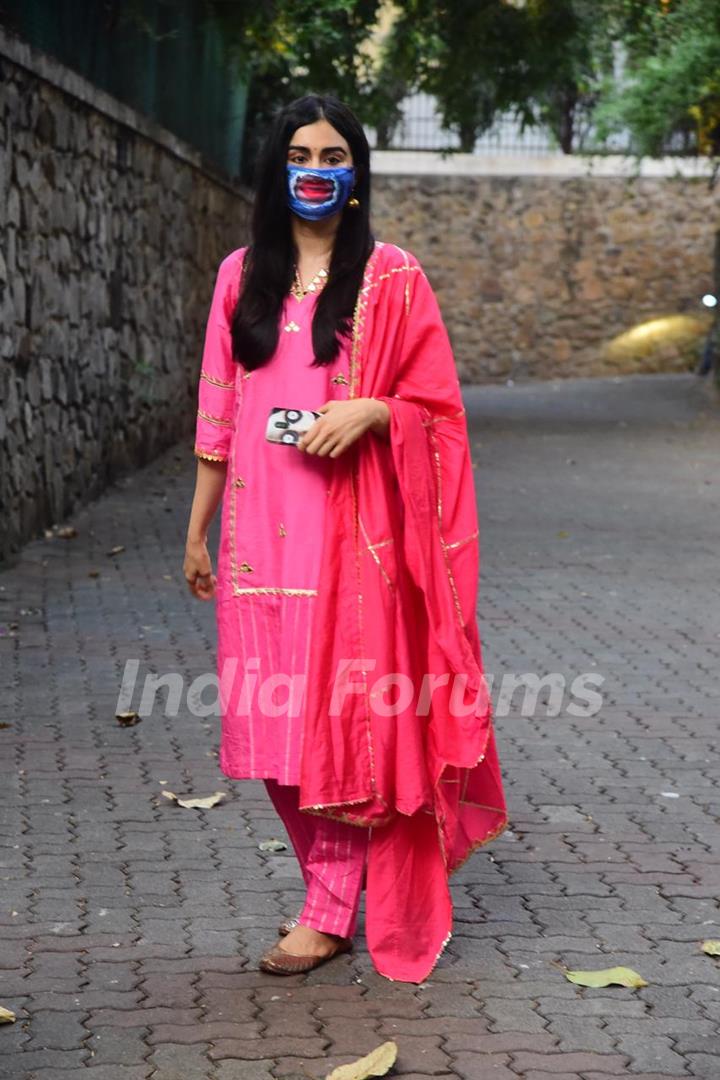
259;933;353;975
278;912;301;936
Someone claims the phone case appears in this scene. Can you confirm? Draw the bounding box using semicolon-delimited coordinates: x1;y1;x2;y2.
265;407;321;446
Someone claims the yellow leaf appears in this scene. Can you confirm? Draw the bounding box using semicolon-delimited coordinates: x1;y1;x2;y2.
116;711;141;727
0;1006;16;1023
701;940;720;956
326;1041;398;1080
258;838;288;852
564;965;648;989
161;790;226;809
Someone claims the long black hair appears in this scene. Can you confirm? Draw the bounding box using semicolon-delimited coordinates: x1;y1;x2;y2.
230;94;375;370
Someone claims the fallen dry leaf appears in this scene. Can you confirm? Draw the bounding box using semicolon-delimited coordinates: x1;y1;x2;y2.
106;545;125;556
56;526;78;539
88;570;100;578
116;711;141;727
564;965;648;989
161;790;226;810
0;1006;16;1023
701;940;720;956
258;838;288;852
326;1040;398;1080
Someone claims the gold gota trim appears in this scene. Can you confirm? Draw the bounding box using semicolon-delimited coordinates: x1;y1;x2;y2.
232;586;317;596
194;447;228;462
361;262;421;297
200;370;235;389
368;536;394;551
359;515;394;590
197;408;232;427
443;529;479;551
230;426;239;591
448;813;510;877
349;245;381;398
422;408;466;427
428;425;466;629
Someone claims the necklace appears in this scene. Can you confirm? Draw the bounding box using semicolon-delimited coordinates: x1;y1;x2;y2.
290;265;329;301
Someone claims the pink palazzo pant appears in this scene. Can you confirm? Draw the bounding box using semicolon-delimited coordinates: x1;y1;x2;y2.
264;778;370;938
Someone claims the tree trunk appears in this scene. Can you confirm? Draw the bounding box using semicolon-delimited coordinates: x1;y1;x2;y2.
557;86;577;154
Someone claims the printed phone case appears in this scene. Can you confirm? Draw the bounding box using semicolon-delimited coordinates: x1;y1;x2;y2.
265;407;321;446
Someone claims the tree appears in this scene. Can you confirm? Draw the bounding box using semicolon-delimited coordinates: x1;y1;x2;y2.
206;0;384;181
593;0;720;158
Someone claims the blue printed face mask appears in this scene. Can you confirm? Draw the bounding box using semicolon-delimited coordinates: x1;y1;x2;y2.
286;163;356;221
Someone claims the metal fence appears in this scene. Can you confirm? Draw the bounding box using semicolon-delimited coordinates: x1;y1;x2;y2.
367;92;557;156
368;90;699;157
0;0;248;178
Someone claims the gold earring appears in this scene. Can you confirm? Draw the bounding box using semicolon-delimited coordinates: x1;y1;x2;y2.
348;194;360;208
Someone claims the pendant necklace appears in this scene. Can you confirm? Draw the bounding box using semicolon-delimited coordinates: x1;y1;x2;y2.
289;265;329;302
285;265;329;332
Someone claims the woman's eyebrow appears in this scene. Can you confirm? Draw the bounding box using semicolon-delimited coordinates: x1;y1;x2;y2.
287;144;347;154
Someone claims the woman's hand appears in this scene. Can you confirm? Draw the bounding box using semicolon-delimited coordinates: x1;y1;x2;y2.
184;536;217;600
297;398;390;457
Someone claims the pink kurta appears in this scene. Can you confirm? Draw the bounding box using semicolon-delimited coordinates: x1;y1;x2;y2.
193;247;351;784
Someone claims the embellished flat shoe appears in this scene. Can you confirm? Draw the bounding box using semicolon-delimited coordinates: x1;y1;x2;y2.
259;934;353;975
278;913;301;936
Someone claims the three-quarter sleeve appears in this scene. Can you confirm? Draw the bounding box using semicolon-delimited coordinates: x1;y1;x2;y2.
193;250;244;462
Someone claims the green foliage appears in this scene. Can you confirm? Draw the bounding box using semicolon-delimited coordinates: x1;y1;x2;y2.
206;0;384;178
594;0;720;157
205;0;720;169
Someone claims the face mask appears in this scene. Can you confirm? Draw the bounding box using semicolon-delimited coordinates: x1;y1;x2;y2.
287;163;356;221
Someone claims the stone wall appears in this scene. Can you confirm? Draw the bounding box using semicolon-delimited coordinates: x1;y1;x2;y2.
371;159;720;382
0;29;250;564
3;26;719;563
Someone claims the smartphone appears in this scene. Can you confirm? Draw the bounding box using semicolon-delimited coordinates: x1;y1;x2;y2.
265;407;321;446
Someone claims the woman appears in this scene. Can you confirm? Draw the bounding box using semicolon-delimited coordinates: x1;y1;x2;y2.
184;94;508;983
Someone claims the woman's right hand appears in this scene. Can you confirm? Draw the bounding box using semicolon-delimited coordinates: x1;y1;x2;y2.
184;537;217;600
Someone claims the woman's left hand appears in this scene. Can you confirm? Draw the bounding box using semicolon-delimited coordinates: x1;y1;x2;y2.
297;398;389;457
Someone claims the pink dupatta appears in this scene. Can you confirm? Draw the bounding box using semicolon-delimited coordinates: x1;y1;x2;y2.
299;240;508;982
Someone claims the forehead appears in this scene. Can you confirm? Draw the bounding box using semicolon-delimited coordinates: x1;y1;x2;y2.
288;118;349;151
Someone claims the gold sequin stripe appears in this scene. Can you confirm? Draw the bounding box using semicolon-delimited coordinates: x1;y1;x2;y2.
422;408;466;426
194;447;228;462
229;417;240;591
428;423;467;630
231;586;318;596
359;515;394;590
300;790;391;828
200;370;235;389
447;812;510;877
368;536;393;549
443;529;479;551
348;245;381;398
351;453;381;805
346;248;389;804
197;408;232;427
349;251;421;398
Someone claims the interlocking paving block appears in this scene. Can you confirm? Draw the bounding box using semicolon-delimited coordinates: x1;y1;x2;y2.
4;374;720;1078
